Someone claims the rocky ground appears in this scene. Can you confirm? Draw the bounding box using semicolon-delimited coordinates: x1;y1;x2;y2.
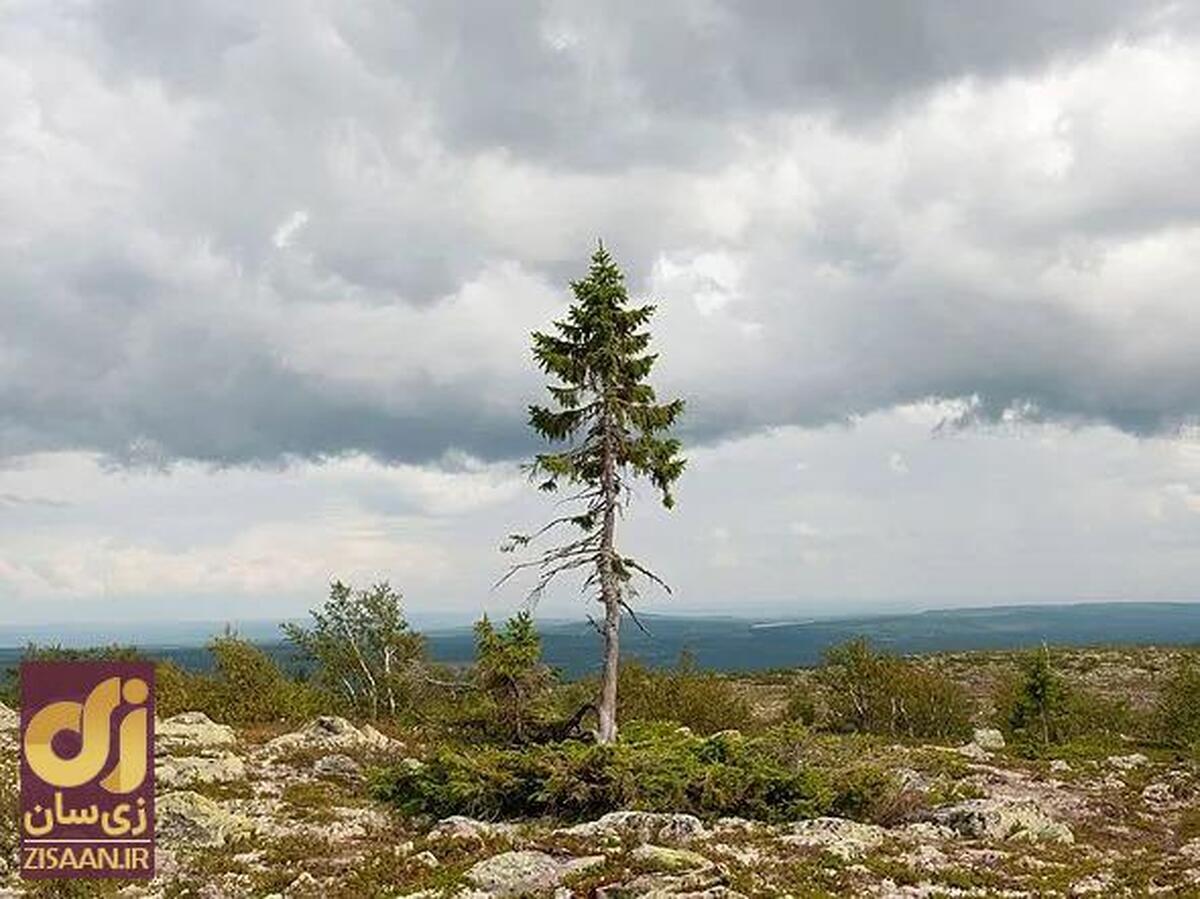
3;652;1200;897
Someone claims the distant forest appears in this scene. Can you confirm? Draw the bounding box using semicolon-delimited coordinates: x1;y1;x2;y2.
5;602;1200;680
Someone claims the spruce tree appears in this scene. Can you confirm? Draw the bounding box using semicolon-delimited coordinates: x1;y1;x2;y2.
503;243;685;743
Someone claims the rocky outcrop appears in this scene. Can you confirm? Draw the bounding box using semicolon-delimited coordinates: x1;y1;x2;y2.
972;728;1006;751
629;844;714;872
156;751;246;789
778;817;888;860
264;716;394;754
157;790;253;848
596;845;733;899
157;711;236;751
926;798;1074;844
313;752;364;781
557;811;708;845
429;815;520;845
1106;753;1149;771
465;850;604;897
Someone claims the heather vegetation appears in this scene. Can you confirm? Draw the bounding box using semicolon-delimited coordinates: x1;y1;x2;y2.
816;636;974;740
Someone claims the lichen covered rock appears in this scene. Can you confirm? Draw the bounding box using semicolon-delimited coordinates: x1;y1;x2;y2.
157;711;237;752
265;716;394;754
465;850;604;897
778;816;888;860
157;790;253;848
558;811;709;845
927;798;1073;844
156;751;246;789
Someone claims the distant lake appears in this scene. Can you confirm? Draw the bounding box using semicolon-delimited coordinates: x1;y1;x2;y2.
3;601;1200;679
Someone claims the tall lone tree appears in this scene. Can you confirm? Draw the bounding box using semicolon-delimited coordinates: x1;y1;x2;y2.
504;243;685;744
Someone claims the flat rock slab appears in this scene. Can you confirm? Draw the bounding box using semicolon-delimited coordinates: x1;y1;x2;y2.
557;811;709;845
466;850;605;897
157;711;237;751
778;816;888;860
927;798;1074;844
157;752;246;788
157;790;253;848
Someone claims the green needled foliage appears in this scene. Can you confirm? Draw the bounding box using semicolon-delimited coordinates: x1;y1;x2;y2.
502;243;685;743
473;611;554;743
528;245;685;507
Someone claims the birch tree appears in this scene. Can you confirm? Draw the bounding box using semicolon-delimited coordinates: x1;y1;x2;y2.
284;581;424;719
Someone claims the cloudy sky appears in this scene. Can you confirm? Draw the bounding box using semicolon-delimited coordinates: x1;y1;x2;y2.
4;1;1200;627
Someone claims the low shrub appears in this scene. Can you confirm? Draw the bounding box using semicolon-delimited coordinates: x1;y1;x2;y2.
616;653;755;735
783;681;818;726
465;612;557;743
186;635;325;725
995;646;1133;753
817;638;974;740
372;722;901;823
154;659;195;718
1152;655;1200;750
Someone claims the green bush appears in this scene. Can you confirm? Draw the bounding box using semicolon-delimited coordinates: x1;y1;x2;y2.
783;681;818;726
817;638;974;740
189;635;323;725
995;646;1132;753
616;653;755;735
372;722;901;823
469;612;556;743
154;659;196;718
1153;655;1200;750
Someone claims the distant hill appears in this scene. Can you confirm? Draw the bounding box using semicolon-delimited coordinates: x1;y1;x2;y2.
423;602;1200;677
3;601;1200;679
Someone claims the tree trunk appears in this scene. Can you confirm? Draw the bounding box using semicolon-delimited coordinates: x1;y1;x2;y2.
597;578;621;743
596;407;621;745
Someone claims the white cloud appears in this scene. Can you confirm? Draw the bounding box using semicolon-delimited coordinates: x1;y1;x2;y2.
4;3;1200;620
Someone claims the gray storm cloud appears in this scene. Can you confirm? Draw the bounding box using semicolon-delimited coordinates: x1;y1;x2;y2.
3;0;1200;467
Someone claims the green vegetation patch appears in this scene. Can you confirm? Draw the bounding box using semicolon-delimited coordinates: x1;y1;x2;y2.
372;721;908;824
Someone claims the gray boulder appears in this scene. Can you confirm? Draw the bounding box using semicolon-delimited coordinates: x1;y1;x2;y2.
629;844;714;873
429;815;518;845
314;753;364;781
558;811;709;845
265;716;393;754
778;817;888;860
972;728;1006;751
157;712;236;752
927;798;1073;843
157;790;253;848
156;752;246;789
465;850;604;897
